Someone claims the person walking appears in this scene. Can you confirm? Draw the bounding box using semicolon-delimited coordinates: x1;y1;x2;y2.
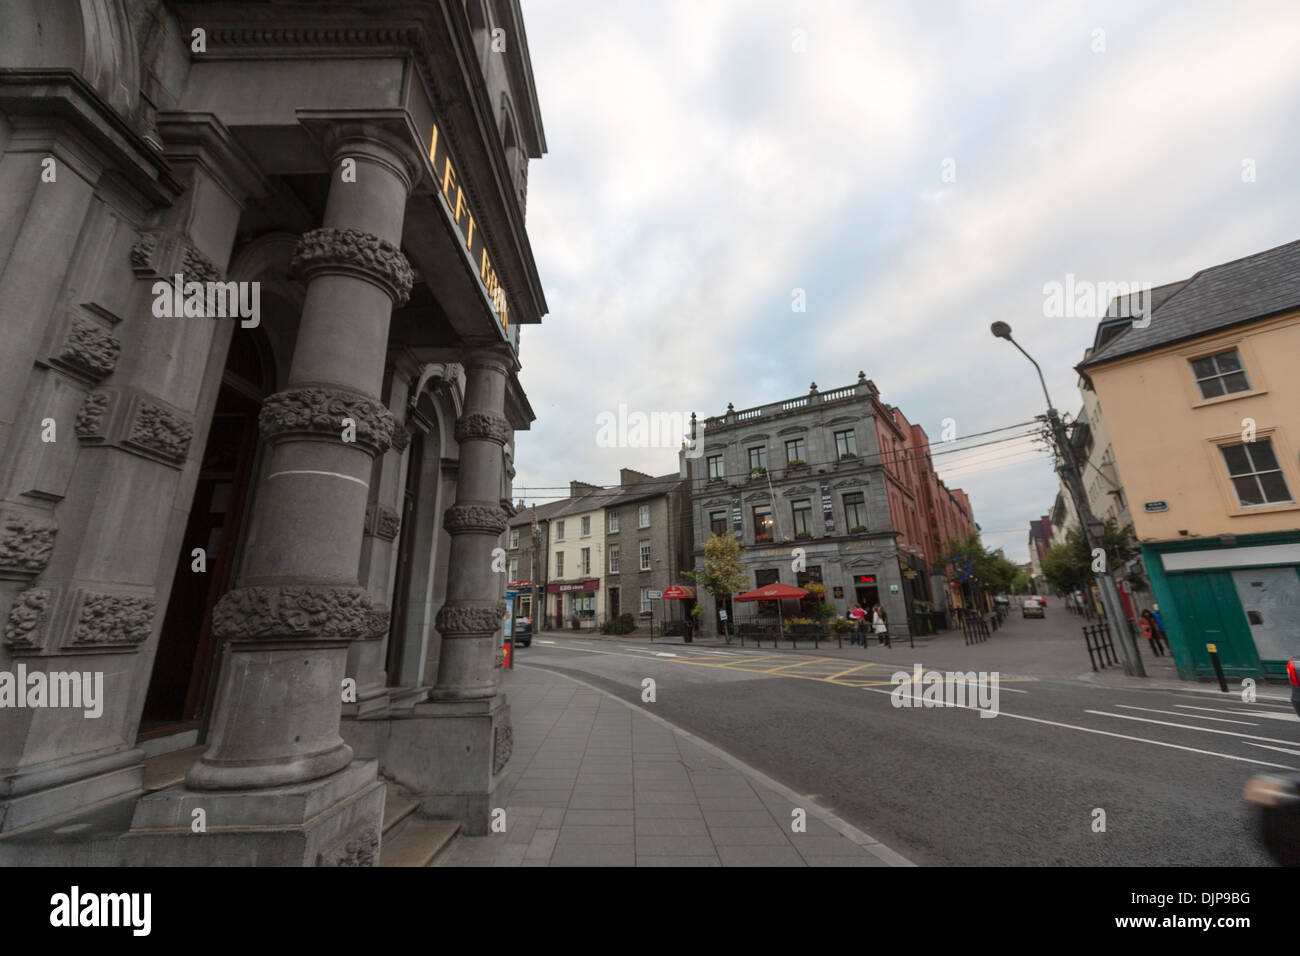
1151;605;1170;655
849;604;866;646
1139;609;1163;657
872;604;890;648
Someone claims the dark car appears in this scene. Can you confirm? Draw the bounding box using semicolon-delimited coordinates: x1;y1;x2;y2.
513;616;532;648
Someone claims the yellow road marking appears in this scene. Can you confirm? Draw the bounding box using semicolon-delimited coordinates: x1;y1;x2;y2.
824;662;881;682
761;659;837;673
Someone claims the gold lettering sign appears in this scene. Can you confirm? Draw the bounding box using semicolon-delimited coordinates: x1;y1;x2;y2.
428;124;510;337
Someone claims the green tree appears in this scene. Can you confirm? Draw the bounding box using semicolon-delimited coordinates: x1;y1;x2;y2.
938;531;1021;603
683;532;748;638
1039;519;1139;596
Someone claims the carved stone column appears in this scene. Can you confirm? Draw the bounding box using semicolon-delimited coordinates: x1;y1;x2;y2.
382;351;514;834
430;351;514;700
185;123;421;792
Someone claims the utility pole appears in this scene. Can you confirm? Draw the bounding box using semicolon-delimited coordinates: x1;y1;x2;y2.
992;322;1145;677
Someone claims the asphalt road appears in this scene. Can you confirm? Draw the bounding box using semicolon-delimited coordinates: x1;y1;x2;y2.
515;614;1295;866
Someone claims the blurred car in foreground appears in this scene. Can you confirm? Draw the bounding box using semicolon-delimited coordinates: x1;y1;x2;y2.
1244;771;1300;866
1290;658;1299;719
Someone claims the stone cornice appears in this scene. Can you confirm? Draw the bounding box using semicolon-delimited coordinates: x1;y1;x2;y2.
0;70;182;205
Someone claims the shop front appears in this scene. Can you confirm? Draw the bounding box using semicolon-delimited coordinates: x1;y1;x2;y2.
1145;532;1300;681
548;579;601;629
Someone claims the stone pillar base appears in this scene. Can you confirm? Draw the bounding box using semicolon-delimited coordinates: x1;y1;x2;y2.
119;759;385;866
0;753;144;834
381;695;511;836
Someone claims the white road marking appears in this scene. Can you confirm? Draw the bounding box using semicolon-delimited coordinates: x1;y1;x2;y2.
1116;704;1258;726
1085;710;1300;746
655;652;679;658
537;640;555;644
1244;742;1300;757
854;686;1297;769
1174;704;1299;723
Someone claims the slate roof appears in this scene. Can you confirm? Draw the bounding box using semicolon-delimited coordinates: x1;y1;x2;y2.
1081;239;1300;368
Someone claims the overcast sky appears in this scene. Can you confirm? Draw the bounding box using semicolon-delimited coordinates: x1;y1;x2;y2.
511;0;1300;562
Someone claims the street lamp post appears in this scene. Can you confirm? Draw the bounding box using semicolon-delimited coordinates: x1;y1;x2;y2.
991;321;1146;677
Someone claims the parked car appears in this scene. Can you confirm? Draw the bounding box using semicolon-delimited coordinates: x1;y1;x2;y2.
514;617;532;648
1022;598;1044;619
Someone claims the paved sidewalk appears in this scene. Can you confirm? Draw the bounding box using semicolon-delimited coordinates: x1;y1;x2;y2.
435;664;911;867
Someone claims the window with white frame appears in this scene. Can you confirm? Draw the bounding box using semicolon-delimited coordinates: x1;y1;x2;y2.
1191;349;1250;400
580;547;591;575
509;529;520;549
581;515;591;536
509;557;518;580
555;552;563;577
608;511;620;533
638;504;650;528
555;520;565;540
608;545;620;574
640;587;652;613
639;540;651;571
1221;439;1292;506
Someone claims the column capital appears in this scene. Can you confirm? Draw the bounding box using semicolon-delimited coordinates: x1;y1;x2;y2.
464;348;518;377
297;109;428;195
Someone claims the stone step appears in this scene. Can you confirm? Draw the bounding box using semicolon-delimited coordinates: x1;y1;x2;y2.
379;817;460;867
381;789;419;836
142;745;205;791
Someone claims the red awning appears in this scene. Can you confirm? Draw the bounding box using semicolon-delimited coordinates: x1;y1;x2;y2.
734;583;807;602
661;585;696;599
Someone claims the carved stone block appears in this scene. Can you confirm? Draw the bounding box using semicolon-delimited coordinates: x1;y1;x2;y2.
259;386;396;456
0;511;57;577
443;503;507;536
3;588;53;650
212;585;389;640
435;603;505;637
290;227;413;307
316;825;379;867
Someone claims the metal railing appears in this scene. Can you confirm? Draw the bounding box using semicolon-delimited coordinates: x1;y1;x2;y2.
1082;622;1120;671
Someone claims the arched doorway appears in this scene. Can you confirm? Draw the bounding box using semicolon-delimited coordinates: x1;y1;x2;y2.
140;328;275;733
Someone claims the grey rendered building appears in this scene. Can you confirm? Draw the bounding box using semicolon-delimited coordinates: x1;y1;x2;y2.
600;468;692;626
684;376;912;637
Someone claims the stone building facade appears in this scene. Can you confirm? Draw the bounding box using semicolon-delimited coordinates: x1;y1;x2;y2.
684;375;976;637
0;0;547;864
